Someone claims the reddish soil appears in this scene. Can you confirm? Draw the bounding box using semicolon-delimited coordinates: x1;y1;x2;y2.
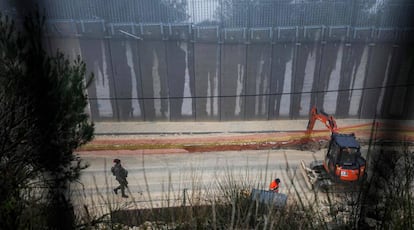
76;122;414;154
77;132;331;154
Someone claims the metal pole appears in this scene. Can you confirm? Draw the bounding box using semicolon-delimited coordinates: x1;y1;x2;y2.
182;188;187;206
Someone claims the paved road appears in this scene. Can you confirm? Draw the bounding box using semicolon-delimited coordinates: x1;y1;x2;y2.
72;149;325;216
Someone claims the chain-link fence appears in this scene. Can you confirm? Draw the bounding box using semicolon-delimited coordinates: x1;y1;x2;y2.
3;0;414;28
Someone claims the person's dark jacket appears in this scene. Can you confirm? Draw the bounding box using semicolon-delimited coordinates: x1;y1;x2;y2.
111;163;128;184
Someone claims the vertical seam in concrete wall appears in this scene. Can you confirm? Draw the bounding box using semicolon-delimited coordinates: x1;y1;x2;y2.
106;37;120;121
164;41;171;121
218;42;222;121
385;45;400;118
243;43;248;120
290;42;299;119
136;40;146;121
267;42;275;120
315;41;325;108
377;48;393;116
191;41;196;121
359;44;374;119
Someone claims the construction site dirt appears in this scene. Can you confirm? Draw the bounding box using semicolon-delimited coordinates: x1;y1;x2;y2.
77;121;414;154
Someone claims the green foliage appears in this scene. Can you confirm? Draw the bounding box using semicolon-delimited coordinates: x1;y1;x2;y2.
0;12;94;229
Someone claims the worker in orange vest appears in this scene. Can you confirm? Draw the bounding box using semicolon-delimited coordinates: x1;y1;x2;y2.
269;178;281;192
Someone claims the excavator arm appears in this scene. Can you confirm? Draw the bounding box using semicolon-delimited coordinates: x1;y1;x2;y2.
306;106;338;135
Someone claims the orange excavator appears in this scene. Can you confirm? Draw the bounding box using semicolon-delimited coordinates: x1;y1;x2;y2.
301;106;367;191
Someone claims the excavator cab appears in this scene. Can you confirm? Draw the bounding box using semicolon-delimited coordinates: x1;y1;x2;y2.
324;133;366;182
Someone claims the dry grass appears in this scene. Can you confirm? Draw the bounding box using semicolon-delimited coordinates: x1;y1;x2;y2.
71;141;414;229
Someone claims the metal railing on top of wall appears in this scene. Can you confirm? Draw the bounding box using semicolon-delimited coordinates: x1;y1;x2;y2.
2;0;414;29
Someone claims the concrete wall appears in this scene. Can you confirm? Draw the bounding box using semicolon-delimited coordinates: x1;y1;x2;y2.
45;21;414;121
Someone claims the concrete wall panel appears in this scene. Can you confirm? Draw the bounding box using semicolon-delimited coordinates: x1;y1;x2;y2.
109;40;132;120
335;43;365;117
322;43;343;115
269;43;294;119
139;41;169;120
360;44;393;118
245;44;271;120
299;42;319;117
221;44;246;120
109;39;144;120
381;44;414;119
313;42;341;114
291;42;321;117
194;43;220;120
348;45;369;117
48;38;81;61
80;39;116;121
43;22;414;121
166;41;194;121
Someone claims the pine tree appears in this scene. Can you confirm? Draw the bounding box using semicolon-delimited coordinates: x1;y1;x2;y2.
0;13;94;229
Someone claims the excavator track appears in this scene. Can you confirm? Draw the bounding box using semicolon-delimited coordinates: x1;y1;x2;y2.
300;160;364;193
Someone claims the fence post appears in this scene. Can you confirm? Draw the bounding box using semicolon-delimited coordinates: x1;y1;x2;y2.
182;188;187;206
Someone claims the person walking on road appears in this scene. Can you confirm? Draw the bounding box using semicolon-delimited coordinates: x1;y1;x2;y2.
111;159;129;198
269;178;281;193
